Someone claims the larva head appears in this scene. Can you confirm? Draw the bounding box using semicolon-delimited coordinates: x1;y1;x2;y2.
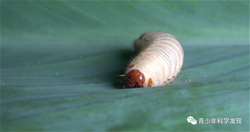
126;69;145;88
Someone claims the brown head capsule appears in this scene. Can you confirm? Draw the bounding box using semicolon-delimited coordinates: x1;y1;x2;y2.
126;69;145;88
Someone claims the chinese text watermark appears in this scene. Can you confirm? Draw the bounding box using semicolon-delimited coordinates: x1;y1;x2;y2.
187;116;242;125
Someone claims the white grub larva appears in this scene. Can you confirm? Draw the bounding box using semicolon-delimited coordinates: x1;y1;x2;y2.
120;31;184;88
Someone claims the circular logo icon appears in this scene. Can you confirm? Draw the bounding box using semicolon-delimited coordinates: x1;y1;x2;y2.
187;116;197;125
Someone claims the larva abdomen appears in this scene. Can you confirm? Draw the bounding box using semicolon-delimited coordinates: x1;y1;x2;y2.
121;31;184;88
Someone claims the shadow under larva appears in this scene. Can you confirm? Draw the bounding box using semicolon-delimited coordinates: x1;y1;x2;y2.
112;49;137;89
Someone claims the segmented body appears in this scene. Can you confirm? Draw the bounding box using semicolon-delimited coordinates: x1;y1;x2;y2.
122;31;184;88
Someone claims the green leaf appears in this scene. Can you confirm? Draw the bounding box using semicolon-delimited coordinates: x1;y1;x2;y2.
1;1;249;131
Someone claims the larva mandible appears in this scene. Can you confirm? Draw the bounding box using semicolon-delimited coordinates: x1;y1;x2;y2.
120;31;184;88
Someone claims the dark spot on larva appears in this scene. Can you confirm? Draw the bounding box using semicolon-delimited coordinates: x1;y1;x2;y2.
129;64;135;68
168;79;170;81
164;81;166;83
173;76;176;78
139;33;146;40
148;78;153;87
126;69;145;88
146;40;148;42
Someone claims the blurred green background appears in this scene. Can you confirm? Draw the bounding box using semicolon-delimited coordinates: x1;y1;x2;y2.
1;1;249;131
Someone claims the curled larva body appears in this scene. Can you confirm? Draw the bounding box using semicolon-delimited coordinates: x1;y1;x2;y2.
121;31;184;88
